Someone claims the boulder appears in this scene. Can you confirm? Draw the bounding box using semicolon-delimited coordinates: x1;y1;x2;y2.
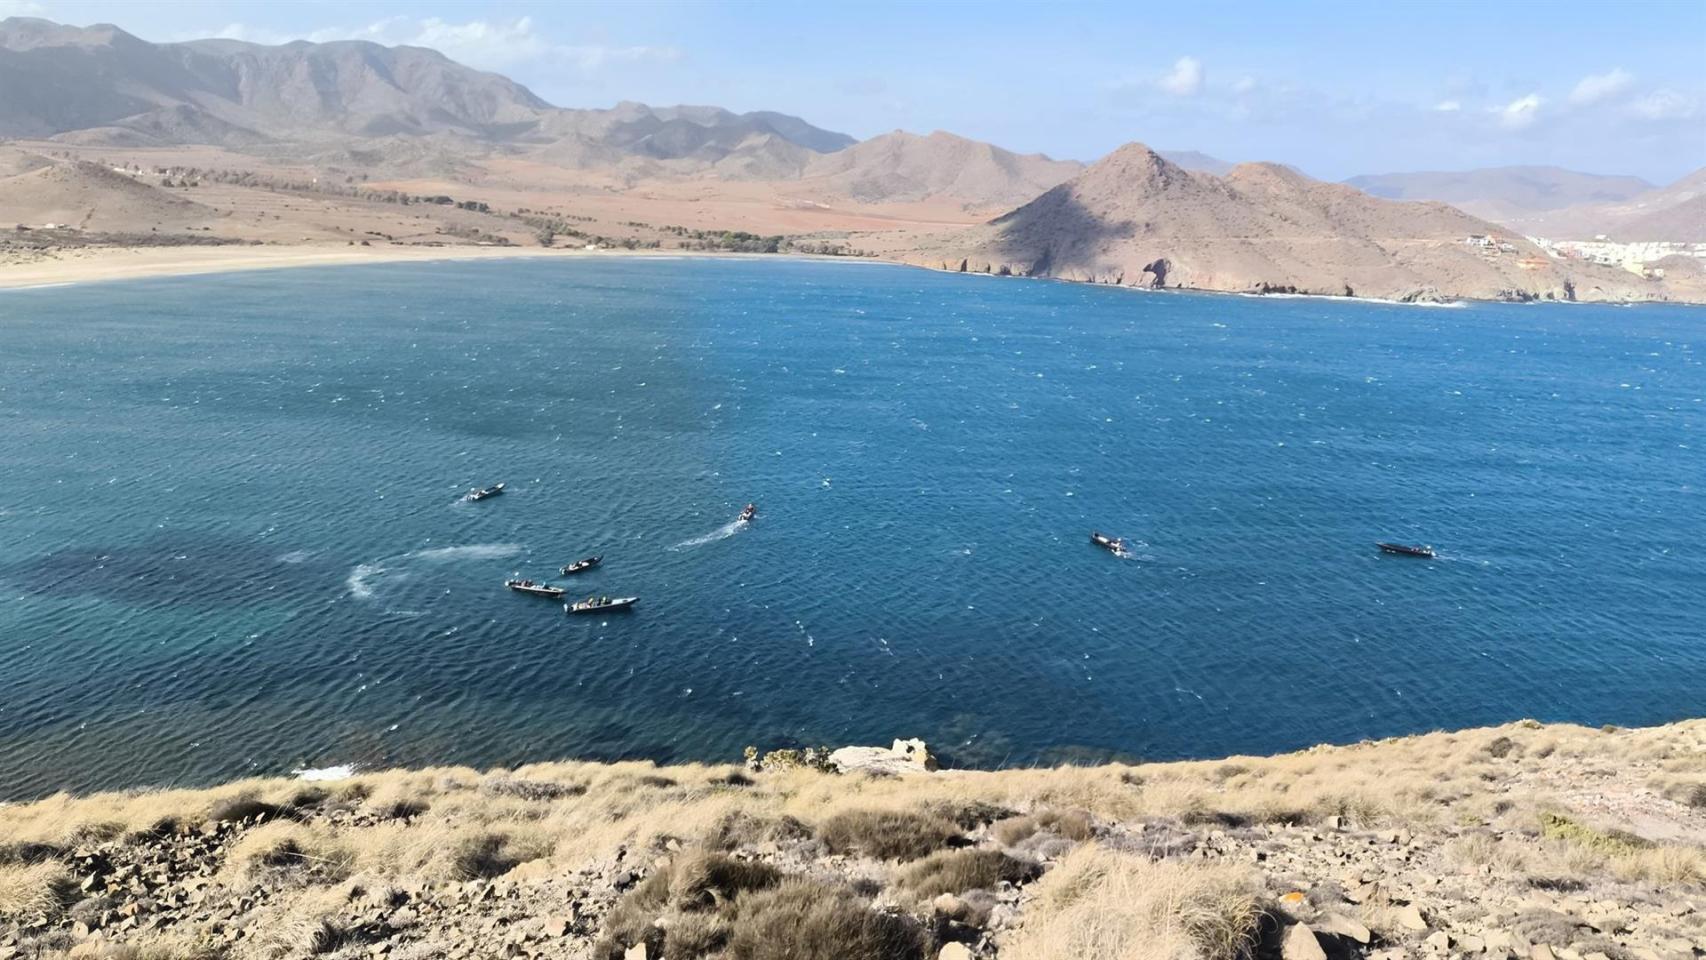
1395;903;1429;932
1282;923;1328;960
938;945;973;960
1315;912;1372;944
829;738;938;775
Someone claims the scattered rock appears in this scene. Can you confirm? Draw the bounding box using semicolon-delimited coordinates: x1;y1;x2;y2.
1283;922;1329;960
1396;903;1429;932
1315;912;1372;944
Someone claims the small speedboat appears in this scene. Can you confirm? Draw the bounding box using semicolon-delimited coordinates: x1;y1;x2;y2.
561;556;602;575
738;503;757;523
465;482;506;502
506;579;565;599
1377;542;1436;558
1090;531;1127;555
566;595;638;614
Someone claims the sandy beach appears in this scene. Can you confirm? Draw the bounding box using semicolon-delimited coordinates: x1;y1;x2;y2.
0;244;693;290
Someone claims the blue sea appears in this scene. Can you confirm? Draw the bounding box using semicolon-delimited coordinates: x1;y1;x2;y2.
1;257;1701;800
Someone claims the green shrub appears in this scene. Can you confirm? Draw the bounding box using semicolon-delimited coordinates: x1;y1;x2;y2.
1539;813;1652;856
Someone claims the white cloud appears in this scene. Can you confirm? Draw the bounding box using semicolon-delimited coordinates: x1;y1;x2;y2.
193;16;679;74
1496;93;1543;128
0;0;46;14
1568;68;1634;106
1434;99;1462;112
1159;56;1204;96
1628;88;1696;120
1230;75;1256;95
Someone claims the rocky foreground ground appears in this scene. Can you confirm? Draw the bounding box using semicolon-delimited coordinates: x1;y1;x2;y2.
2;719;1702;960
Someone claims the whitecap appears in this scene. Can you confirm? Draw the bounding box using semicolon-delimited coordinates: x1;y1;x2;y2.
346;563;383;599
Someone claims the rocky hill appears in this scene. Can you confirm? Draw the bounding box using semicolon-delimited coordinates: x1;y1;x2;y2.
0;719;1701;960
902;144;1672;303
0;152;215;232
795;130;1082;211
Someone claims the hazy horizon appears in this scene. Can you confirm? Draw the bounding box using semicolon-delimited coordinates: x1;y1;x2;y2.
9;0;1704;183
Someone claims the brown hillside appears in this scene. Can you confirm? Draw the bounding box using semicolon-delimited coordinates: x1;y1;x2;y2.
797;130;1082;211
911;143;1667;302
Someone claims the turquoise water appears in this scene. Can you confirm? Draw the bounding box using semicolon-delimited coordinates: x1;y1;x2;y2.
0;258;1701;799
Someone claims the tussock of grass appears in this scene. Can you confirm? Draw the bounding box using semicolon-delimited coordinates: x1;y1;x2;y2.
1662;781;1706;808
706;811;812;851
1003;844;1259;960
598;851;786;958
206;792;283;824
479;776;587;801
993;815;1041;846
723;879;926;960
817;809;961;861
0;859;75;920
932;799;1017;830
896;848;1038;899
447;829;554;880
225;821;354;887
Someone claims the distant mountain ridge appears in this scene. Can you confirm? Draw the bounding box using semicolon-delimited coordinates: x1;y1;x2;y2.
0;17;853;168
795;130;1082;210
1345;166;1655;214
1342;165;1706;241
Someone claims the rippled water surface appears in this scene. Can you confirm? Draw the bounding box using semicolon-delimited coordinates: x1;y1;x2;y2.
1;258;1701;798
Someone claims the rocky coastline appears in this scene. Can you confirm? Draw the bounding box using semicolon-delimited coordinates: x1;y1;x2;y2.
1;720;1702;960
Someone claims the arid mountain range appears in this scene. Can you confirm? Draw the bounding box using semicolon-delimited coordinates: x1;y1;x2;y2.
1;16;1701;302
1346;166;1705;242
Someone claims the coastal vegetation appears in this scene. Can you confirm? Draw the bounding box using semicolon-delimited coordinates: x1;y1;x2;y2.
2;718;1702;958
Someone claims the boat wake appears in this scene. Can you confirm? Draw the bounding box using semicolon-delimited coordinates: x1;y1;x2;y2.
1113;540;1154;562
346;543;524;599
411;543;522;563
671;521;745;551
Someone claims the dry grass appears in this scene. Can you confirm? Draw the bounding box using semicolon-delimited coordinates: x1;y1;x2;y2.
723;879;926;960
0;859;74;920
597;851;835;959
895;848;1039;899
816;809;962;862
1002;844;1260;960
223;821;354;887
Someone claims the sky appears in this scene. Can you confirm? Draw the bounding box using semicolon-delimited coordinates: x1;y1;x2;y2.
8;0;1706;183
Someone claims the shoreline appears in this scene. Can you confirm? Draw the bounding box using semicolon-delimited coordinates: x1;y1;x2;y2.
0;243;877;291
7;242;1704;308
